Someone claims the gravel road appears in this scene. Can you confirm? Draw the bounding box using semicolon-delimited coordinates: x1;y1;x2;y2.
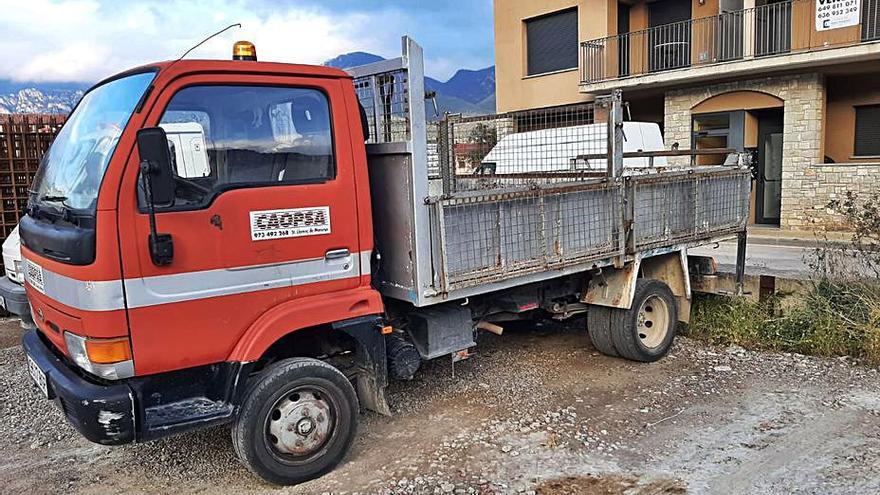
1;317;878;495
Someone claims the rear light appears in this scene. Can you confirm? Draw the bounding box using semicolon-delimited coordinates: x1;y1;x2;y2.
64;332;134;380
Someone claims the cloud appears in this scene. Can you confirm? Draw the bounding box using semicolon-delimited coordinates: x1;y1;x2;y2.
0;0;495;83
0;0;405;83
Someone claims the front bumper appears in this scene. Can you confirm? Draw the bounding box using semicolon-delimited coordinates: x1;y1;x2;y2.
21;330;135;445
22;330;254;446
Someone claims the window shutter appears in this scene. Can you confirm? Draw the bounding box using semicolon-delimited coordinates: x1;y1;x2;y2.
526;9;578;76
855;105;880;156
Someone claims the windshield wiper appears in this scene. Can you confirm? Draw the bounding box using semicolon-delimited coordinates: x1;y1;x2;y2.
40;195;69;203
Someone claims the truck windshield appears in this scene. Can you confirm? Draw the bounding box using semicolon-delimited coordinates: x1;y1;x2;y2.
29;71;155;215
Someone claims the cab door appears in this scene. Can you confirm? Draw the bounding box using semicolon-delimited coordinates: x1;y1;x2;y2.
118;75;361;375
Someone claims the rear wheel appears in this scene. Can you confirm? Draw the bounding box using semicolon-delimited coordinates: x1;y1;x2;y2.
610;279;677;362
232;357;358;485
587;305;619;357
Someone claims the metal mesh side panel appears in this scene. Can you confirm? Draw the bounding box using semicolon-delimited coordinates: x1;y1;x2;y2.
440;183;619;289
633;169;751;250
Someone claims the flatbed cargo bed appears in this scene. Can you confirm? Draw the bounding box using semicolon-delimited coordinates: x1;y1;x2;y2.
349;38;750;307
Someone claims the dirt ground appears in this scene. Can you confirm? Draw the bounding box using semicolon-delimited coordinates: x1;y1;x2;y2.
1;317;879;495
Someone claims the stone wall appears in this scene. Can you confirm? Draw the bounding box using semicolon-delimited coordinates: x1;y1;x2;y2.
807;164;880;231
663;74;827;230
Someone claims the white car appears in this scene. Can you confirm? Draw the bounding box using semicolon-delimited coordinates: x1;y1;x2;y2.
0;226;35;328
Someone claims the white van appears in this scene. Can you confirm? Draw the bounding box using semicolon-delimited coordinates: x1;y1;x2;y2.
480;121;668;174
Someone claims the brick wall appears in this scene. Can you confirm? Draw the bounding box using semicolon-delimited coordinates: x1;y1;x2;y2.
0;114;66;241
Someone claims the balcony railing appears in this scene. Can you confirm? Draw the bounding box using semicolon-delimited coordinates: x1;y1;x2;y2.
581;0;880;84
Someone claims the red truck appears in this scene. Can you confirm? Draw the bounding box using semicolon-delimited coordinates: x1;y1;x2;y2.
20;37;750;485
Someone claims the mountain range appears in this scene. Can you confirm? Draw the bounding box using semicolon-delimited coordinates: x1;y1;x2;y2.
0;81;86;114
0;52;495;116
324;52;495;117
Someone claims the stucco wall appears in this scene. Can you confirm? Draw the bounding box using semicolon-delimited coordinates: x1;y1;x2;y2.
825;74;880;164
664;73;827;231
494;0;619;112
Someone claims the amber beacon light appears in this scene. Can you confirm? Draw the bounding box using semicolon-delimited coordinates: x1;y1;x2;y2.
233;41;257;61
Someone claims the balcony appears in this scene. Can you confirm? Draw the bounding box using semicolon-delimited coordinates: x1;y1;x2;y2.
580;0;880;92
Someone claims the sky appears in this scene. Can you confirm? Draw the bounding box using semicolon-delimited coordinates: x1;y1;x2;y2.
0;0;495;84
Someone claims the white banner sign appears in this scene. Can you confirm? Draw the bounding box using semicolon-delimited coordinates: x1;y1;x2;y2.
816;0;861;31
249;207;331;241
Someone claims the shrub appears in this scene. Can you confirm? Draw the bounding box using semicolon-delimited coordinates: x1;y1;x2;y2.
686;191;880;364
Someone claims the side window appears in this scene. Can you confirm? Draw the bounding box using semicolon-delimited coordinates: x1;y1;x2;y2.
150;85;335;209
855;104;880;157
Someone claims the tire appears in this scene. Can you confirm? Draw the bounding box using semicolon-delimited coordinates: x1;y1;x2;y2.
587;305;619;357
232;357;359;486
610;279;678;363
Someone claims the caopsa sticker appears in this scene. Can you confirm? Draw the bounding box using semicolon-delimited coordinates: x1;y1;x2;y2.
249;207;331;241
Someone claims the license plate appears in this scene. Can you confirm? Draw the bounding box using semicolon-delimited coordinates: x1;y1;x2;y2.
25;260;45;294
27;354;49;399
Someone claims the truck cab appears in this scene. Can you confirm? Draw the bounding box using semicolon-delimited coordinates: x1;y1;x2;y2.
21;43;385;485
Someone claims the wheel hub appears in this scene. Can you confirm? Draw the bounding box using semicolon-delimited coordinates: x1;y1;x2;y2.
637;294;670;349
296;418;315;435
268;389;333;457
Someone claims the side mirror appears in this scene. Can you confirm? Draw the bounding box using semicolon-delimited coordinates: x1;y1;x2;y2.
136;127;175;266
136;127;176;207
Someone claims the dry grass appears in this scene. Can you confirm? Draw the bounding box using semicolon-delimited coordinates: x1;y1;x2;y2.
686;279;880;365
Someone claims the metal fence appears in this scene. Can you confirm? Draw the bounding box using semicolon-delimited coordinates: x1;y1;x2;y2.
581;0;880;84
865;0;880;41
0;114;66;241
435;181;619;290
632;167;751;251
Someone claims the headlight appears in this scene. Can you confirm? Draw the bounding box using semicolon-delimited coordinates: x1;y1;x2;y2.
63;332;134;380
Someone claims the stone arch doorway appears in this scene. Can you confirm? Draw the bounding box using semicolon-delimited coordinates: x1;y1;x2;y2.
691;91;785;225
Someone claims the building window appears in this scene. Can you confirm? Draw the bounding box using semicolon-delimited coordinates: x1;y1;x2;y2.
854;104;880;156
526;8;578;76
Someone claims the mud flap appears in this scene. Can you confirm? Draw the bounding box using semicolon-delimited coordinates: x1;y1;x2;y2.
334;316;392;416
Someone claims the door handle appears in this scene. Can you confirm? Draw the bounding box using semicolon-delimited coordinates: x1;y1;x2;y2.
325;248;350;260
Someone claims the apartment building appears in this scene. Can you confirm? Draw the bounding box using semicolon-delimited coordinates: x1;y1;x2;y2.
494;0;880;230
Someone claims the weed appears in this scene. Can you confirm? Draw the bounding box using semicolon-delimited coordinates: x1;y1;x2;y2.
686;192;880;364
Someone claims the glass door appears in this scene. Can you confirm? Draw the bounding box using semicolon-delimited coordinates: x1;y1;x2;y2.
757;131;783;224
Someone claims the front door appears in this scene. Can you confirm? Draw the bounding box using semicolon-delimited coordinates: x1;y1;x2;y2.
756;112;783;225
118;75;361;375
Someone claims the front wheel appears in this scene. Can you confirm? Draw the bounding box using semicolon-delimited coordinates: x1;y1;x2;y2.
232;357;359;485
